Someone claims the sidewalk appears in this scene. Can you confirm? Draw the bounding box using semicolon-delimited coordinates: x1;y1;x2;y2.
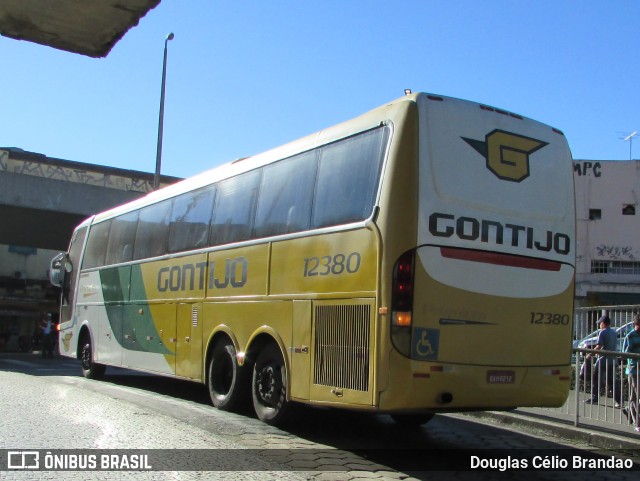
460;404;640;453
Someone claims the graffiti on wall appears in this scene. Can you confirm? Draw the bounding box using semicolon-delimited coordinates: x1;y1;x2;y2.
0;151;153;193
0;150;8;170
595;245;636;260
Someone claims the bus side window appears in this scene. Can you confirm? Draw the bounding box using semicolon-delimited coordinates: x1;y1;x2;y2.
168;185;216;252
105;211;138;265
312;127;388;229
254;150;316;238
63;226;87;306
210;170;260;246
83;220;112;269
134;199;172;260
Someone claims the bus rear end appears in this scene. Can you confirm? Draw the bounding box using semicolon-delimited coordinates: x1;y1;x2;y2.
384;94;575;412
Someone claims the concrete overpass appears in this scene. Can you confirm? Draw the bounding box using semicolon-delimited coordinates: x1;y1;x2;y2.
0;0;161;58
0;147;180;251
0;147;180;351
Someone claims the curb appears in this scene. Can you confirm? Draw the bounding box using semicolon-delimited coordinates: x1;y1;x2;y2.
459;411;640;453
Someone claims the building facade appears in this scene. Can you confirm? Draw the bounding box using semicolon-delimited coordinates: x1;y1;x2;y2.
574;159;640;306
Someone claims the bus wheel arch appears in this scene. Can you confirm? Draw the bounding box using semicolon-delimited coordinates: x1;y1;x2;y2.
206;332;249;412
78;325;106;380
247;334;291;426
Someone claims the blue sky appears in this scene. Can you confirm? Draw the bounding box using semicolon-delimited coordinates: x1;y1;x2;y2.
1;1;638;179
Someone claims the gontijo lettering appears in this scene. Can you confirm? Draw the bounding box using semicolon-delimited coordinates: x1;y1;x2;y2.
157;257;248;292
429;212;571;256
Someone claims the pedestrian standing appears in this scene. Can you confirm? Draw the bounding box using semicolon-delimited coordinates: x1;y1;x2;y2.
622;314;640;433
585;315;620;406
41;313;55;359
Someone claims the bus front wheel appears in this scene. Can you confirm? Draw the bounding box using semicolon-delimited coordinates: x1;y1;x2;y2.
79;333;105;380
208;340;248;411
252;344;290;426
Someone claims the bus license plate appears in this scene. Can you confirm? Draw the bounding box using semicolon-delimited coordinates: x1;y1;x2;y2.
487;371;515;384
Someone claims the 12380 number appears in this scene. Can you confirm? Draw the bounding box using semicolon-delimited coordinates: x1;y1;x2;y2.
530;312;570;325
303;253;361;277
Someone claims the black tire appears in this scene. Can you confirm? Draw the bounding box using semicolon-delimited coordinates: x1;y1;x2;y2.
208;340;248;411
390;413;435;426
252;343;290;426
79;333;106;380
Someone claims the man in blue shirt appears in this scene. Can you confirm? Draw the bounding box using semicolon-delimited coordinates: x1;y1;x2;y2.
622;315;640;432
41;313;55;359
585;315;619;405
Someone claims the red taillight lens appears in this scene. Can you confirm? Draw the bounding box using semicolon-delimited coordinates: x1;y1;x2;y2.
392;250;415;314
391;250;415;357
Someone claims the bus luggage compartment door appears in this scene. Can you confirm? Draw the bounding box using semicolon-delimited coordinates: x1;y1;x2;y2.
309;299;375;406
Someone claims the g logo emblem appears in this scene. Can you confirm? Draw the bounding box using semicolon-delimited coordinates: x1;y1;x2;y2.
462;130;548;182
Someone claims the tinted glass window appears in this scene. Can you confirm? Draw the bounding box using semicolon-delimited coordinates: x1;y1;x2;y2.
312;127;388;228
64;226;87;305
169;186;215;252
255;151;316;238
133;200;172;260
83;220;111;269
210;170;261;246
105;211;139;265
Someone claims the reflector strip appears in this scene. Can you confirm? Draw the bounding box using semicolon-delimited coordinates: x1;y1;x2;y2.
440;247;561;272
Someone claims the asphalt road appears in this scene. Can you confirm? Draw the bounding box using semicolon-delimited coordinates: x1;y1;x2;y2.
1;353;639;481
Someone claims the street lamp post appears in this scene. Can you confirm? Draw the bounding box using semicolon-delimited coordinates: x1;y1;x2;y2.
154;32;175;190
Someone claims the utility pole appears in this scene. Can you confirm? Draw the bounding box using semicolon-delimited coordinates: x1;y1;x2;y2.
154;32;175;190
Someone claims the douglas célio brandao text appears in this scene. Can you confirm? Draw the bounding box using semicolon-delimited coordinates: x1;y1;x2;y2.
470;454;634;472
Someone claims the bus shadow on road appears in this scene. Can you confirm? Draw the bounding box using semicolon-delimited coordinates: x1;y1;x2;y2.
102;368;211;405
97;366;601;453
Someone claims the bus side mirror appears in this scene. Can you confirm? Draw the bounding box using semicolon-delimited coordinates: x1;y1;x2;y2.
50;252;70;287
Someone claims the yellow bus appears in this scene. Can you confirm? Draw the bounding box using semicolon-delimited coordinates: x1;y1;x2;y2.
50;92;575;426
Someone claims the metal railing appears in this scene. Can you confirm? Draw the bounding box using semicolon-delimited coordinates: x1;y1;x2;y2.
574;304;640;345
570;348;639;429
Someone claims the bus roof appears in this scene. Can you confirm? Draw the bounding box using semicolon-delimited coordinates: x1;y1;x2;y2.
89;92;561;225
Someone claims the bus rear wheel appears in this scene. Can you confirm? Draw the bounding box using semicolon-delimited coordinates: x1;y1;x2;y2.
79;333;105;380
208;340;248;411
252;344;290;426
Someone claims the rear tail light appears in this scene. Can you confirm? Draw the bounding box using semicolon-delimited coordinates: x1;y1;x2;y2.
391;250;415;356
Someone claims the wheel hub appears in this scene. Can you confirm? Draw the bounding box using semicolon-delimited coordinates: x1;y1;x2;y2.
257;365;278;405
81;344;91;368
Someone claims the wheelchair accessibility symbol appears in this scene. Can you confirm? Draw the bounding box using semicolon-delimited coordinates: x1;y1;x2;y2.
412;328;439;360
